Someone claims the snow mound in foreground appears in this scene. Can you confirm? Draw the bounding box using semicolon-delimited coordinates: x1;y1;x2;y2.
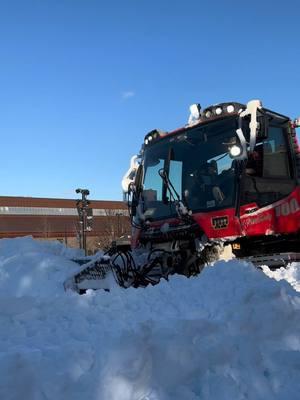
1;237;300;400
0;236;81;298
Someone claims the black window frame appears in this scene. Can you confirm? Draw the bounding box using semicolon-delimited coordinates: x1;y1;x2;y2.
240;117;296;208
141;117;240;221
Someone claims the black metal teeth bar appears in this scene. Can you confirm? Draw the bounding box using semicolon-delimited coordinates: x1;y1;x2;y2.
246;252;300;270
75;260;112;283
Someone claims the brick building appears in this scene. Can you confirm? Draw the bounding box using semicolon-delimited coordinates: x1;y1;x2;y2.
0;196;131;253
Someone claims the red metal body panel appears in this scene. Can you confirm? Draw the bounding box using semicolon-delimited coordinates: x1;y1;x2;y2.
240;187;300;236
192;208;240;239
131;187;300;248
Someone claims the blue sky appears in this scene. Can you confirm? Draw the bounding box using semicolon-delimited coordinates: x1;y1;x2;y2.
0;0;299;200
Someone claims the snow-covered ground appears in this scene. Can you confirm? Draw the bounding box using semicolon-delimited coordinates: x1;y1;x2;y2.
1;237;300;400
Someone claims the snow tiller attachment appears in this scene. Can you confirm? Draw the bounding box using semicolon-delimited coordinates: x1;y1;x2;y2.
65;240;212;292
66;99;300;292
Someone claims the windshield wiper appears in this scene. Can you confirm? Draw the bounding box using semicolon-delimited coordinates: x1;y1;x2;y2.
159;168;180;204
158;168;192;221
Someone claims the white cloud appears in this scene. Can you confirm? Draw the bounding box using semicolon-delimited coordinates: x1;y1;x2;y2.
121;91;135;99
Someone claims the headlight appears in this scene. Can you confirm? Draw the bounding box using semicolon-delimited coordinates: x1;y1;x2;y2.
229;144;242;158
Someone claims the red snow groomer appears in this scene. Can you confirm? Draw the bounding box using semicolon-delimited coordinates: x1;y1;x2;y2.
69;100;300;291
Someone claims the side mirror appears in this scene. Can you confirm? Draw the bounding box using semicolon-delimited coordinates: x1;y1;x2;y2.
134;164;144;195
131;201;137;217
121;154;140;196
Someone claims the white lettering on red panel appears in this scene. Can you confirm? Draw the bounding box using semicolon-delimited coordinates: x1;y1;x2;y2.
275;198;300;217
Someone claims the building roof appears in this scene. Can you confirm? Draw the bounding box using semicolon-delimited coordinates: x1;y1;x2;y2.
0;196;127;210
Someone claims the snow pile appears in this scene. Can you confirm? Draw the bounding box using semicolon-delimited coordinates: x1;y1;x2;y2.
263;263;300;293
0;236;81;298
1;237;300;400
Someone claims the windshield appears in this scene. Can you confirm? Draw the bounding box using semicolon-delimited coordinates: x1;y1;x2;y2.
142;117;239;220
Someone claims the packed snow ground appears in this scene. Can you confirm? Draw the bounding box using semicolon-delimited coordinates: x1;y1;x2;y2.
1;237;300;400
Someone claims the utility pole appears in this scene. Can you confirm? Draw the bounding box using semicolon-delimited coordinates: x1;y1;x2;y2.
116;212;123;237
76;188;92;256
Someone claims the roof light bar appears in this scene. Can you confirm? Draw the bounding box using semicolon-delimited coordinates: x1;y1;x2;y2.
144;129;166;146
202;102;246;121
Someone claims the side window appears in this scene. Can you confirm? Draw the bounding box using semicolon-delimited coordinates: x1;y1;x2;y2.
263;127;290;178
245;127;290;179
242;126;295;207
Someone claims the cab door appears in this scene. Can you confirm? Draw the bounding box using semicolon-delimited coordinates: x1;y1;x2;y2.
239;122;298;236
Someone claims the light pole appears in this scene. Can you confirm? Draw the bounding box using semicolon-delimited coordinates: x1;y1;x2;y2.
76;188;92;256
